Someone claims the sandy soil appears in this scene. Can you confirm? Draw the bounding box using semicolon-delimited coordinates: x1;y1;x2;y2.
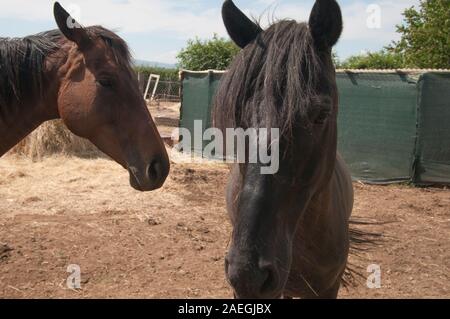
148;102;180;137
0;154;449;299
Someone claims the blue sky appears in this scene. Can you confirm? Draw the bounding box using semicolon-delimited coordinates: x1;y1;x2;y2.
0;0;420;65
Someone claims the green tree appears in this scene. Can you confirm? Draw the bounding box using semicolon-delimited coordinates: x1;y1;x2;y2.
388;0;450;69
340;50;404;69
177;34;240;71
332;50;342;68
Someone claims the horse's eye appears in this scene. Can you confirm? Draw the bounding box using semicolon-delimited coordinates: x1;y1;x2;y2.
315;110;331;125
97;78;114;88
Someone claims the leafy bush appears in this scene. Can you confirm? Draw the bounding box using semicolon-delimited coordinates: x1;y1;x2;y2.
339;51;404;69
177;34;240;71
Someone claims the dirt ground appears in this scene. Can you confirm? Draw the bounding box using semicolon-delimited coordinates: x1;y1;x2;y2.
0;154;449;299
148;102;181;138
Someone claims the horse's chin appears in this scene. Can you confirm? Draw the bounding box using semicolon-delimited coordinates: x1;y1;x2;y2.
128;172;144;191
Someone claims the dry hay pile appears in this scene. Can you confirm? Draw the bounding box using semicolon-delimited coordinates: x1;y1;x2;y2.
10;120;103;159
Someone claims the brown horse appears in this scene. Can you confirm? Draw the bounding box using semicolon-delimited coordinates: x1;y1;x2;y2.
0;2;169;191
213;0;353;298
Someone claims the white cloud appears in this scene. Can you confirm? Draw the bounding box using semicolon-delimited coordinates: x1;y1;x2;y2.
249;0;419;42
0;0;52;21
0;0;421;63
0;0;227;39
0;0;420;41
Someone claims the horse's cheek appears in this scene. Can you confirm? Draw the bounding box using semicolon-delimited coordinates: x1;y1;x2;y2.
58;85;97;138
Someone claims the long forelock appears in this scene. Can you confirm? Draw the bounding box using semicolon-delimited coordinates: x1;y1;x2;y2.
213;20;324;139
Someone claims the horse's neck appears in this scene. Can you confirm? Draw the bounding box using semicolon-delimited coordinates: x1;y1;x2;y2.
304;154;353;224
0;35;63;157
0;99;57;156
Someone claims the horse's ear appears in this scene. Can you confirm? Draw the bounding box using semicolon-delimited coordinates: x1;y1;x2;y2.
53;2;90;48
222;0;262;49
308;0;343;49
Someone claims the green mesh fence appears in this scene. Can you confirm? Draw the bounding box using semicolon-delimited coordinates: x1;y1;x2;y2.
179;71;223;155
336;72;418;183
180;70;450;185
414;73;450;185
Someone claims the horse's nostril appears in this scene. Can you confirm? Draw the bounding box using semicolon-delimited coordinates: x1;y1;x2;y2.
227;258;280;298
146;158;168;189
259;263;279;295
147;159;159;182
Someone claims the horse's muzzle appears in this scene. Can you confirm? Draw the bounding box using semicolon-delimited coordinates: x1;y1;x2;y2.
225;255;282;299
128;157;169;191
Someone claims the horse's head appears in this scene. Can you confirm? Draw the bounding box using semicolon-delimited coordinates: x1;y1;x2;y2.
51;3;169;191
215;0;343;298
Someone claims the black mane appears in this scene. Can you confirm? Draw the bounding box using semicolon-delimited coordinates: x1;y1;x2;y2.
213;20;325;137
0;30;60;111
0;26;131;113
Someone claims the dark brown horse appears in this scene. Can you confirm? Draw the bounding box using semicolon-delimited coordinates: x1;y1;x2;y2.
213;0;353;298
0;2;169;191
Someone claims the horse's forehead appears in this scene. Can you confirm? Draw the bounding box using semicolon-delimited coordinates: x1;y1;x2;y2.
85;41;119;65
